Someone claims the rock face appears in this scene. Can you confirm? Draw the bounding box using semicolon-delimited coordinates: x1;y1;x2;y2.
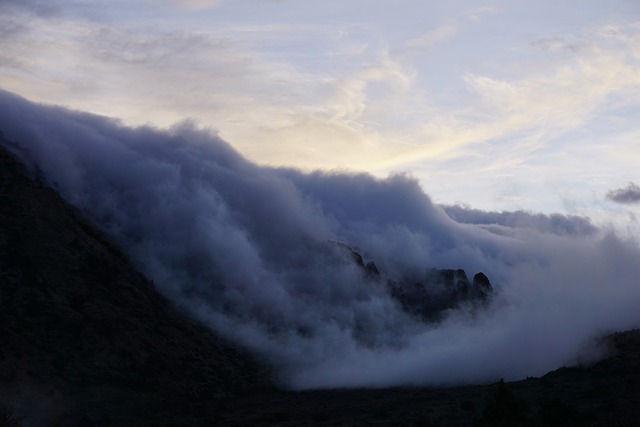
387;268;493;321
365;261;380;279
333;241;365;267
0;138;269;426
337;244;494;321
473;272;493;296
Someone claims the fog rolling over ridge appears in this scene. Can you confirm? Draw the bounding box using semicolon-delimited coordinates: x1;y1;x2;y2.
1;89;639;389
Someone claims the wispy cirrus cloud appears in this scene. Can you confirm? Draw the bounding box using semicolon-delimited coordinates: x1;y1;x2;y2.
171;0;223;10
0;0;60;16
405;23;458;50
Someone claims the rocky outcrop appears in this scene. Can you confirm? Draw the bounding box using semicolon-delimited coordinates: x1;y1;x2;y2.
365;261;380;279
336;243;494;321
473;272;493;298
332;241;365;267
390;268;493;320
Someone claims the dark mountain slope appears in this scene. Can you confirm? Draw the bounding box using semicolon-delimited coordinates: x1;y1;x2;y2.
0;139;269;426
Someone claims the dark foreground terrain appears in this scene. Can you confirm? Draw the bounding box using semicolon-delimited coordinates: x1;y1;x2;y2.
1;139;639;426
209;329;640;426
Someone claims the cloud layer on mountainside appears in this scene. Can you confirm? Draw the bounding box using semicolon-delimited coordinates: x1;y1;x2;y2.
1;89;639;389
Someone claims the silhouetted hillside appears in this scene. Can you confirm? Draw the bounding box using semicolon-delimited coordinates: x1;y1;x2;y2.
0;138;269;426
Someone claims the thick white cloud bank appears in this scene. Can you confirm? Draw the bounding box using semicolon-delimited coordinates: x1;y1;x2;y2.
1;89;640;389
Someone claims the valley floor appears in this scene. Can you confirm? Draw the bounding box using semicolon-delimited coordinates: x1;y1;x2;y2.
205;330;640;426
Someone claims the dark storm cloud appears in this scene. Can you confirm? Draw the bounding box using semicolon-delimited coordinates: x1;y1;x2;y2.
606;182;640;205
1;89;640;389
442;205;598;236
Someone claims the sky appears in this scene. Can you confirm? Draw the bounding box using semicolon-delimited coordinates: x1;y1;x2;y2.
1;0;640;229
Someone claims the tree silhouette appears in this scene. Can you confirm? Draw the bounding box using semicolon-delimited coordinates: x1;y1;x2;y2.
475;380;530;427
